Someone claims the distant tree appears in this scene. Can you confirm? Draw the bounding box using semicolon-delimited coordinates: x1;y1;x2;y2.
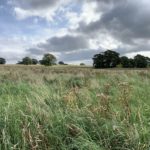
120;56;130;68
32;59;38;65
145;57;150;62
134;54;147;68
80;63;85;66
93;53;105;68
104;50;120;68
40;53;57;66
93;50;120;68
146;57;150;67
59;61;65;65
128;58;135;68
20;57;32;65
18;57;38;65
120;57;136;68
0;58;6;64
17;61;23;64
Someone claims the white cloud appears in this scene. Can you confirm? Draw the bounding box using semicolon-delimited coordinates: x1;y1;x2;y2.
0;36;29;63
126;51;150;58
80;1;101;24
66;1;101;30
14;7;32;20
12;0;71;21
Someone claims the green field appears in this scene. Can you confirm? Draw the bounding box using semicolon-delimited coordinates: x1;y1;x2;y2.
0;65;150;150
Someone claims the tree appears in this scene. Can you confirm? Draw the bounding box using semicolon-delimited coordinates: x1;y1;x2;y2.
58;61;65;65
146;57;150;67
20;57;32;65
32;59;38;65
134;54;147;68
120;56;130;68
93;53;105;68
0;58;6;64
120;57;136;68
17;61;23;64
145;57;150;62
93;50;120;68
80;63;85;66
104;50;120;68
128;58;135;68
40;53;57;66
18;57;38;65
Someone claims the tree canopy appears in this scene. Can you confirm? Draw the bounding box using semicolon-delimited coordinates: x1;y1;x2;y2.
93;50;120;68
0;58;6;64
58;61;65;65
93;50;150;68
18;57;38;65
134;54;147;68
32;59;38;65
80;63;85;66
40;54;57;66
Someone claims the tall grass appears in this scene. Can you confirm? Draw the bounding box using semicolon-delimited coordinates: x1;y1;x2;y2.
0;65;150;150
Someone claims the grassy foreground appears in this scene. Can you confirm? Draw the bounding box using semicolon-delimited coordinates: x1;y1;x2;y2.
0;65;150;150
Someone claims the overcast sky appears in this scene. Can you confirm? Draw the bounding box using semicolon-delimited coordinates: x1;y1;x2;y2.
0;0;150;64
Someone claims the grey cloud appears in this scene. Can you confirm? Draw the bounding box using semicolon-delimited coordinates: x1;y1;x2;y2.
37;35;89;52
27;36;99;63
77;0;150;41
116;42;150;56
27;48;45;55
61;49;101;62
75;0;150;55
13;0;59;10
25;0;150;63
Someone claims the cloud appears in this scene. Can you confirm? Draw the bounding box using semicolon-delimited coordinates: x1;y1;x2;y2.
36;35;89;52
2;0;150;64
73;0;150;56
0;36;30;63
11;0;71;21
13;0;59;10
60;49;100;62
26;48;44;55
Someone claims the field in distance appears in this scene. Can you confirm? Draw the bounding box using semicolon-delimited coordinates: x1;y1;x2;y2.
0;65;150;150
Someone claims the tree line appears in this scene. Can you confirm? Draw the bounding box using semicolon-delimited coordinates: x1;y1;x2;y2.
93;50;150;68
0;50;150;68
0;53;83;66
0;54;55;65
17;54;69;65
17;54;57;66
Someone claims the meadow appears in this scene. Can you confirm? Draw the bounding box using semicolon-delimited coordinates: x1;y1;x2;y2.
0;65;150;150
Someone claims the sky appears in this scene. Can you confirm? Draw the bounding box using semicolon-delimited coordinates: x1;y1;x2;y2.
0;0;150;64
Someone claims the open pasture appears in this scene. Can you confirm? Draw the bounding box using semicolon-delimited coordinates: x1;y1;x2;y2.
0;65;150;150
